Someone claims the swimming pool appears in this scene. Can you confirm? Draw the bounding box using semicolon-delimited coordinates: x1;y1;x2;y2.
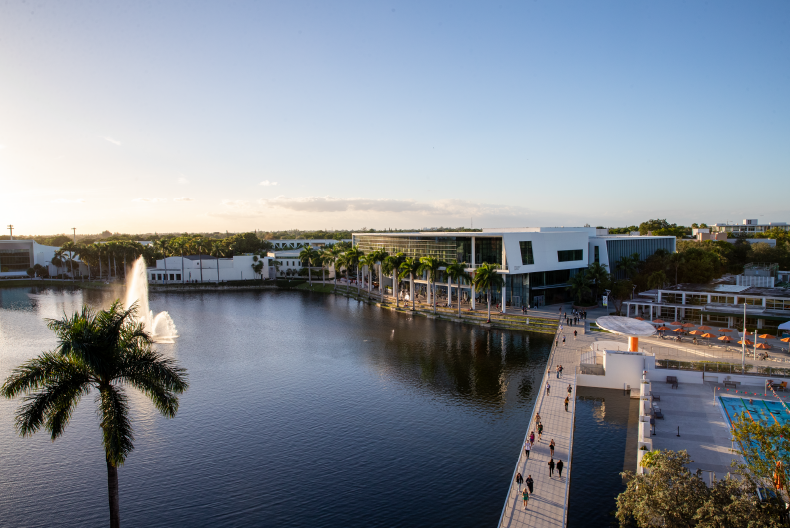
719;396;790;428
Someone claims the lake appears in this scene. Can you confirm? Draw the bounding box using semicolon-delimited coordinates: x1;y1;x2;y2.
0;287;553;527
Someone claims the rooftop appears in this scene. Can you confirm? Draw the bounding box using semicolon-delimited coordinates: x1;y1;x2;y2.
656;283;790;298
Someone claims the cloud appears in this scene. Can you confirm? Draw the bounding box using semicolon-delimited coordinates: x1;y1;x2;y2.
104;137;122;146
178;176;189;184
173;197;193;202
132;197;166;203
259;180;278;186
51;198;85;204
259;196;432;213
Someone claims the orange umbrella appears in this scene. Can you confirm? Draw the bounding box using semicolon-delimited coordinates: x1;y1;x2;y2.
682;322;695;328
673;328;685;333
634;317;645;321
670;321;683;326
757;334;775;340
738;339;754;346
719;328;734;333
718;336;732;342
743;330;755;336
781;337;790;343
698;325;713;331
652;319;665;324
656;326;670;331
689;330;704;335
701;333;716;338
756;343;772;350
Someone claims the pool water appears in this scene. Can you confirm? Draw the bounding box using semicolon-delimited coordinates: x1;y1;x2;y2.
719;396;790;427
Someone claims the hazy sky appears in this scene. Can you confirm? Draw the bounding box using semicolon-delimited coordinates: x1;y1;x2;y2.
1;1;788;235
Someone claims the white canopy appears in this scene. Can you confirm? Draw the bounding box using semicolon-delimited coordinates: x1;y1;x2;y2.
779;321;790;331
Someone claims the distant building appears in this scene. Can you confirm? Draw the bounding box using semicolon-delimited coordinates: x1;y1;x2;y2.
0;239;86;278
709;219;789;235
147;254;269;283
268;239;349;250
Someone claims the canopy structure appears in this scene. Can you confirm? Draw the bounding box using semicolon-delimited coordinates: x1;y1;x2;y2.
596;316;656;352
779;321;790;331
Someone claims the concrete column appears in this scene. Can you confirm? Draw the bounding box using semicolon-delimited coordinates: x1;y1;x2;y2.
728;316;733;328
502;283;507;313
501;238;506;271
707;294;712;304
447;279;452;307
471;284;476;309
471;237;476;267
682;292;686;305
626;304;630;317
657;291;662;302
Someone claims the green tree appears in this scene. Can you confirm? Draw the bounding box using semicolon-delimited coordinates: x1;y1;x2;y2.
359;253;376;298
382;253;405;308
445;260;470;317
472;263;504;323
609;279;633;316
418;256;443;314
398;257;421;311
566;271;591;304
1;301;189;528
344;246;363;295
299;246;319;285
647;270;667;290
586;262;609;303
667;252;685;285
731;413;790;504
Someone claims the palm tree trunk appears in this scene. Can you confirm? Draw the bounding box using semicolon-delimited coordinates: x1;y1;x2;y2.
410;273;415;310
181;251;185;284
448;277;452;308
98;257;102;281
216;255;220;284
487;289;491;323
69;254;74;282
393;270;399;308
333;261;338;291
308;262;312;285
106;458;120;528
458;281;462;317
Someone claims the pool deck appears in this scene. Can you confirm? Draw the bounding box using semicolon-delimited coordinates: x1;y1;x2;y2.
498;325;607;528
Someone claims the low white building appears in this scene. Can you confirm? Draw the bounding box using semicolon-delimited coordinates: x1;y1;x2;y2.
0;239;87;278
148;254;269;283
268;239;350;250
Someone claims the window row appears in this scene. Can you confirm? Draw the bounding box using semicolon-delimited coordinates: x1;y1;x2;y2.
557;249;583;262
151;274;182;281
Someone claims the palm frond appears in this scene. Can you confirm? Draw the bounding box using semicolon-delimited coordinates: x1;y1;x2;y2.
117;349;188;418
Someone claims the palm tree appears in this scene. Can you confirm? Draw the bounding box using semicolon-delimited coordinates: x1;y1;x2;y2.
399;257;420;311
299;246;319;286
359;253;376;298
1;301;188;528
382;253;405;307
194;238;211;283
344;246;363;295
472;263;504;323
667;252;685;285
51;254;63;279
586;261;609;304
371;250;389;301
418;256;443;313
566;271;592;304
92;243;105;281
154;239;170;284
61;241;77;281
326;245;342;291
336;253;351;290
445;260;470;317
210;242;226;284
319;248;332;285
648;270;667;290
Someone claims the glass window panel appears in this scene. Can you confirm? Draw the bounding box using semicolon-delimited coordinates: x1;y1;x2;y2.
519;241;534;265
557;249;583;262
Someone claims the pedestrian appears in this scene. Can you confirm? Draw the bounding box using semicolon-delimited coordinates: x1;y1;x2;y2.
548;458;555;477
556;365;560;379
529;431;535;446
524;439;531;458
522;487;529;510
567;384;572;396
549;439;555;457
538;422;544;440
565;395;570;412
557;459;564;478
526;474;534;494
535;412;541;425
562;335;566;344
515;471;523;487
574;329;577;338
559;365;564;377
545;381;550;396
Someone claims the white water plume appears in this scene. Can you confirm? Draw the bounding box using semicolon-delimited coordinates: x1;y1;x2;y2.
125;256;178;343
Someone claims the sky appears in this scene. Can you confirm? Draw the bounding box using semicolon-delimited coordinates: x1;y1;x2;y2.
1;0;788;235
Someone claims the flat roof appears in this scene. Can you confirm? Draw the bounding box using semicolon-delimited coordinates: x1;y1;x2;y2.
657;283;790;299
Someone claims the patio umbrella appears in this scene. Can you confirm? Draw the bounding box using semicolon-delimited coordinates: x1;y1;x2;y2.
718;336;732;342
670;321;683;326
673;328;685;333
757;334;775;340
682;322;696;328
701;333;716;339
781;337;790;343
719;328;734;332
756;343;772;350
689;330;704;335
652;319;665;324
698;325;713;331
738;339;754;346
656;326;670;331
634;317;645;321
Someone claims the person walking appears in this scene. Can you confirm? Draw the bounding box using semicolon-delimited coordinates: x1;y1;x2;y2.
524;439;531;459
515;471;523;488
538;422;544;441
555;365;560;379
545;381;550;396
557;459;564;478
535;412;541;425
549;439;555;458
529;431;535;446
562;334;566;344
526;475;534;494
565;395;570;412
559;365;564;377
567;384;573;396
522;487;529;510
574;329;577;338
548;458;555;477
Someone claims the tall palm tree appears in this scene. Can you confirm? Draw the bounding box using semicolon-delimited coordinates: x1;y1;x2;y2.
93;243;105;281
399;257;420;311
51;253;63;279
61;241;76;281
472;263;504;323
324;246;342;291
344;246;363;295
382;253;405;307
667;252;685;285
586;261;609;303
566;271;592;304
210;242;226;284
1;301;188;528
445;260;470;317
336;253;351;291
299;246;319;286
418;256;443;314
369;250;388;301
194;238;211;283
359;253;376;298
154;239;170;284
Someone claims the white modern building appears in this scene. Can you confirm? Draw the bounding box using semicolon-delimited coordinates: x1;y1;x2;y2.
0;239;87;278
353;227;675;307
147;254;269;283
710;219;789;235
268;239;349;250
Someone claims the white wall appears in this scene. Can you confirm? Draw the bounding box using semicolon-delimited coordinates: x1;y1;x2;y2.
150;255;267;283
503;230;590;274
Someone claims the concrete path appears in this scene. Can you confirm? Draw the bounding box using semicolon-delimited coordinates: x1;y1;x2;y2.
498;327;607;528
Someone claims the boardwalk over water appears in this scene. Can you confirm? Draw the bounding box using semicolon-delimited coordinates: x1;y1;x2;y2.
498;324;607;528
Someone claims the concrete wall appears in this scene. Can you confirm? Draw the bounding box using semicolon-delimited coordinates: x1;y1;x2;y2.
577;347;654;390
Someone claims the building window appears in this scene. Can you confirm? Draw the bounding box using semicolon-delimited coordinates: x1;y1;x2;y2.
662;293;682;304
519;241;534;265
767;299;790;311
557;249;583;262
686;294;707;306
710;295;735;304
176;274;181;281
594;246;599;264
740;298;762;306
169;274;174;280
0;248;31;272
152;274;156;281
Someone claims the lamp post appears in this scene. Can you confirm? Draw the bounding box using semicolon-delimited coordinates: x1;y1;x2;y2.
6;224;13;239
741;302;747;372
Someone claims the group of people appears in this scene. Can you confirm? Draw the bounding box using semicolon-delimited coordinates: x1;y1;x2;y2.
516;382;572;510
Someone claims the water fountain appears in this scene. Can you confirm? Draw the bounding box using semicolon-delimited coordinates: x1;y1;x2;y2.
124;256;178;343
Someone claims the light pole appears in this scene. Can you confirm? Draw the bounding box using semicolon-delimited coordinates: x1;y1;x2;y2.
71;227;76;243
6;224;13;240
741;302;747;372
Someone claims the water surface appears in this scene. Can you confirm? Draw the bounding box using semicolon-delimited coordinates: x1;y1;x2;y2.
0;287;552;527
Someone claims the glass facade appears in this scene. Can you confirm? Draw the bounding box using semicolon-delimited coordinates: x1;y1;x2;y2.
475;238;502;266
519;241;534;265
0;249;31;272
557;249;583;262
606;238;676;279
594;246;599;263
354;235;504;267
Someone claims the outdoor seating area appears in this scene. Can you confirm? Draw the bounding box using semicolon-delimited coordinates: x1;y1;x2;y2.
640;318;790;354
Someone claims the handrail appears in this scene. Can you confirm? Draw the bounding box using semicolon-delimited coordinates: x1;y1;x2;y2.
496;325;560;527
562;369;578;527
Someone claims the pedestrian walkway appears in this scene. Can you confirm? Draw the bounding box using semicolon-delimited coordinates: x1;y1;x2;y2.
497;327;607;528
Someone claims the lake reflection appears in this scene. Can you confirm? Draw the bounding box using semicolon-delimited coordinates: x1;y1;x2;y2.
0;287;552;527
